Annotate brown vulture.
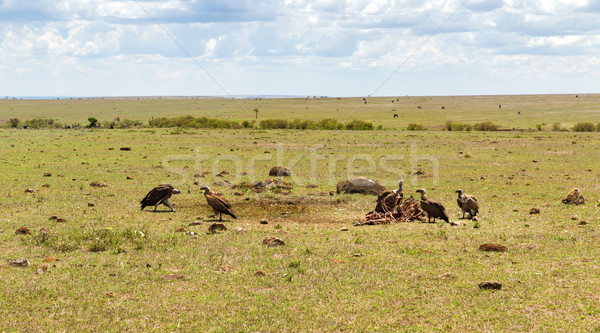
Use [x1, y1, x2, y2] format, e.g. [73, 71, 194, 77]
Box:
[140, 184, 181, 212]
[200, 186, 237, 221]
[416, 189, 449, 223]
[456, 189, 479, 219]
[375, 180, 404, 213]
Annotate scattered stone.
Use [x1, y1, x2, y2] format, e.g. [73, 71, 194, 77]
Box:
[88, 203, 95, 207]
[15, 227, 31, 235]
[49, 216, 58, 220]
[232, 226, 246, 233]
[340, 227, 349, 231]
[269, 166, 291, 177]
[208, 223, 227, 233]
[478, 282, 502, 290]
[353, 253, 363, 257]
[90, 181, 108, 187]
[306, 184, 318, 188]
[221, 265, 232, 272]
[255, 270, 267, 277]
[102, 291, 116, 297]
[478, 243, 508, 252]
[233, 192, 243, 196]
[8, 259, 30, 267]
[126, 176, 134, 180]
[263, 236, 285, 247]
[562, 188, 584, 205]
[55, 218, 67, 223]
[119, 147, 132, 151]
[42, 184, 50, 188]
[471, 216, 478, 222]
[163, 274, 187, 280]
[36, 266, 48, 275]
[571, 215, 579, 220]
[260, 219, 268, 225]
[43, 257, 57, 262]
[175, 227, 187, 233]
[578, 220, 588, 225]
[186, 231, 197, 236]
[43, 172, 52, 177]
[529, 207, 540, 214]
[24, 188, 34, 193]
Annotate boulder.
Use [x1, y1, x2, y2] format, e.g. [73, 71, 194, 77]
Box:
[269, 166, 291, 177]
[336, 177, 387, 196]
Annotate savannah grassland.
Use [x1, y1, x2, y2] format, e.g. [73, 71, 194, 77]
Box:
[1, 95, 600, 332]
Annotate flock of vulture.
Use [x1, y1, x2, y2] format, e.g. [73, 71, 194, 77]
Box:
[374, 180, 479, 223]
[139, 180, 479, 223]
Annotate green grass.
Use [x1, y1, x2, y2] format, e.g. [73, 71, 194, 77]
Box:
[2, 94, 600, 130]
[1, 96, 600, 331]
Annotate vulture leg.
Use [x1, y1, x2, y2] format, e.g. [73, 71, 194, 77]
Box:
[462, 211, 466, 219]
[219, 212, 223, 221]
[164, 199, 175, 212]
[153, 205, 158, 212]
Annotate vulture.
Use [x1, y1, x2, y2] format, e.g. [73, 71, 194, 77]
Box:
[140, 184, 181, 212]
[375, 180, 404, 213]
[455, 189, 479, 219]
[200, 186, 237, 221]
[416, 189, 449, 223]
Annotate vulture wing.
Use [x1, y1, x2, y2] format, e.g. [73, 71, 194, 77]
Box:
[141, 186, 172, 210]
[206, 193, 237, 219]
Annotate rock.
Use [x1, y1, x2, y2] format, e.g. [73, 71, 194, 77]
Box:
[8, 259, 30, 267]
[571, 216, 579, 220]
[306, 184, 318, 188]
[49, 216, 58, 220]
[450, 221, 467, 226]
[440, 272, 456, 280]
[263, 236, 285, 247]
[14, 227, 31, 235]
[578, 220, 588, 225]
[340, 227, 349, 231]
[56, 218, 67, 223]
[24, 188, 34, 193]
[562, 188, 584, 205]
[212, 180, 232, 187]
[36, 266, 48, 275]
[336, 177, 387, 196]
[119, 147, 132, 151]
[88, 203, 95, 207]
[260, 219, 269, 225]
[269, 166, 291, 177]
[478, 282, 502, 290]
[43, 257, 57, 262]
[42, 184, 50, 188]
[90, 181, 108, 187]
[529, 207, 540, 214]
[175, 227, 187, 233]
[478, 243, 508, 252]
[264, 178, 292, 190]
[232, 227, 246, 233]
[255, 270, 267, 276]
[43, 172, 52, 177]
[208, 223, 227, 233]
[126, 176, 134, 180]
[471, 216, 478, 222]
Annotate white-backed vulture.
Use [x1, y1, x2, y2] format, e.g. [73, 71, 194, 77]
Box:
[456, 189, 479, 219]
[140, 184, 181, 212]
[200, 186, 237, 221]
[375, 180, 404, 213]
[416, 189, 449, 223]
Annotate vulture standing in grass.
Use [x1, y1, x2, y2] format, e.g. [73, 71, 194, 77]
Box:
[455, 189, 479, 219]
[375, 180, 404, 213]
[140, 184, 181, 212]
[200, 186, 237, 221]
[416, 189, 449, 223]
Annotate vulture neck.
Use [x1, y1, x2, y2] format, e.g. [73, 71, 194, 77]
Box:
[419, 193, 428, 201]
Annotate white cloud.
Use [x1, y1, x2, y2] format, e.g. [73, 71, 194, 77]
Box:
[0, 0, 599, 97]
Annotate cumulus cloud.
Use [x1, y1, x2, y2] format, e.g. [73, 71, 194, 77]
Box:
[0, 0, 599, 96]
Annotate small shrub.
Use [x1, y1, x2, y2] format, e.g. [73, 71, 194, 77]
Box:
[444, 121, 472, 131]
[473, 121, 500, 131]
[87, 117, 98, 128]
[572, 122, 596, 132]
[407, 123, 427, 131]
[9, 118, 21, 128]
[535, 124, 544, 131]
[552, 122, 563, 131]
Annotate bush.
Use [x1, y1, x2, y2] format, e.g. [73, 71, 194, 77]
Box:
[258, 118, 373, 130]
[407, 123, 427, 131]
[87, 117, 98, 128]
[473, 121, 500, 131]
[23, 118, 63, 129]
[345, 120, 374, 130]
[8, 118, 21, 128]
[149, 116, 243, 129]
[552, 122, 563, 131]
[572, 122, 596, 132]
[444, 121, 472, 131]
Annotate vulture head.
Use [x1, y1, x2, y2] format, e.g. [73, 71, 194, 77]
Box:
[172, 188, 181, 194]
[160, 183, 181, 194]
[397, 180, 403, 191]
[455, 189, 463, 196]
[199, 186, 211, 195]
[416, 188, 427, 199]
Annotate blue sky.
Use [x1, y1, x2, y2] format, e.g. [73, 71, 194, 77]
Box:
[0, 0, 599, 97]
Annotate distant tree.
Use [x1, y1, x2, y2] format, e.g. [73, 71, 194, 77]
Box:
[87, 117, 98, 128]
